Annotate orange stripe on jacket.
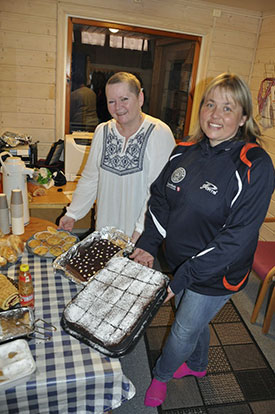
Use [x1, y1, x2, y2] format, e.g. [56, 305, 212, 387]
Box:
[240, 143, 259, 183]
[178, 141, 196, 147]
[223, 270, 250, 292]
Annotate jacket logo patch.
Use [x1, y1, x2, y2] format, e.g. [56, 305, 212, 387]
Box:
[200, 181, 218, 195]
[171, 167, 186, 183]
[166, 182, 181, 192]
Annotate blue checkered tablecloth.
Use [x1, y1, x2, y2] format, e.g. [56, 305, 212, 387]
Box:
[1, 253, 135, 414]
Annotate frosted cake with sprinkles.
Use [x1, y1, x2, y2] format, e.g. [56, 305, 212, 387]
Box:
[65, 239, 121, 282]
[63, 256, 168, 350]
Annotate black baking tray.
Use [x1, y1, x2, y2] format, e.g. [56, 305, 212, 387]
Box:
[61, 286, 167, 358]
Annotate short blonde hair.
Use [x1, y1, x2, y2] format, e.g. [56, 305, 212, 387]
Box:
[191, 73, 261, 143]
[106, 72, 141, 96]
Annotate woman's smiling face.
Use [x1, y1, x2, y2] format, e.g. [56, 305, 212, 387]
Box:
[199, 86, 247, 147]
[106, 82, 143, 128]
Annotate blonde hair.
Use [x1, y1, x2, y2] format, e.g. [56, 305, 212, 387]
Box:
[191, 73, 261, 144]
[106, 72, 141, 96]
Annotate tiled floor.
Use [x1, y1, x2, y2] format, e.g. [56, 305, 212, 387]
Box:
[145, 300, 275, 414]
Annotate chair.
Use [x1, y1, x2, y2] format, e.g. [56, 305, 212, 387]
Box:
[250, 217, 275, 334]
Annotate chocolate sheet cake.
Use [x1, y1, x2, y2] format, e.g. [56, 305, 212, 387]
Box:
[65, 239, 122, 282]
[62, 257, 169, 357]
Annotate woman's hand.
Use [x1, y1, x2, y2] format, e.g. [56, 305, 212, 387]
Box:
[58, 215, 75, 232]
[131, 230, 141, 244]
[164, 286, 175, 303]
[130, 248, 154, 268]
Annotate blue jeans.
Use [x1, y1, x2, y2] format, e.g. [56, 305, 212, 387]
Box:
[153, 289, 232, 382]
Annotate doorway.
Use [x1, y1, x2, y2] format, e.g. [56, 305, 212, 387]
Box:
[66, 18, 201, 140]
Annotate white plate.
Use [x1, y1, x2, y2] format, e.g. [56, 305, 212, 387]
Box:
[0, 339, 36, 390]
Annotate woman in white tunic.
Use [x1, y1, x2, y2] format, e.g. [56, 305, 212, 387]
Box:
[59, 72, 175, 243]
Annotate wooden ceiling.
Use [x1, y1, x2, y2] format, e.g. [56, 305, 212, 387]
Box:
[199, 0, 275, 12]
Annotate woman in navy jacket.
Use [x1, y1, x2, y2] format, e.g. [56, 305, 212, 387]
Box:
[131, 73, 275, 407]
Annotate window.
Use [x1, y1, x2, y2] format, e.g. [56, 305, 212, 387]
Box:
[82, 32, 105, 46]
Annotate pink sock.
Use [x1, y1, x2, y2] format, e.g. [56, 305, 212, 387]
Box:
[173, 362, 207, 379]
[144, 378, 167, 407]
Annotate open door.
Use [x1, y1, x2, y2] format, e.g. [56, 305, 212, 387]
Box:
[65, 18, 201, 140]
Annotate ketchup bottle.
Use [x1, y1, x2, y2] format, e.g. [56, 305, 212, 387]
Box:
[18, 264, 34, 308]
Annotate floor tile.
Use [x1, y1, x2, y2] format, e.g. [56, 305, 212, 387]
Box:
[206, 403, 252, 413]
[207, 346, 231, 373]
[209, 325, 220, 346]
[235, 369, 275, 401]
[213, 322, 253, 345]
[224, 343, 267, 370]
[162, 407, 207, 413]
[146, 326, 171, 351]
[198, 373, 245, 405]
[162, 377, 203, 410]
[249, 399, 275, 414]
[212, 302, 241, 323]
[147, 349, 161, 369]
[150, 305, 175, 327]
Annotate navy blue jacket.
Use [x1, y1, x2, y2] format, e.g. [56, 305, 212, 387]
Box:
[136, 138, 275, 296]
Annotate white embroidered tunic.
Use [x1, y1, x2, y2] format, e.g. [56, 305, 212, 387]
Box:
[66, 115, 175, 237]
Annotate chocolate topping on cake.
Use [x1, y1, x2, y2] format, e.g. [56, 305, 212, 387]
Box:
[65, 239, 121, 282]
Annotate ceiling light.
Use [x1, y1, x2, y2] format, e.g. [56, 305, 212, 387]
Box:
[109, 28, 119, 34]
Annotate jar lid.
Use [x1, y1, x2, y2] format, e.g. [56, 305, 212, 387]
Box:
[20, 264, 29, 272]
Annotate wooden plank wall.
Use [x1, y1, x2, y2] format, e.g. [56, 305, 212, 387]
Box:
[1, 0, 274, 232]
[1, 0, 263, 157]
[250, 13, 275, 240]
[0, 0, 57, 157]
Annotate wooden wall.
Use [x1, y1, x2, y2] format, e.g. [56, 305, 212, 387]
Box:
[0, 0, 57, 156]
[0, 0, 274, 225]
[0, 0, 262, 154]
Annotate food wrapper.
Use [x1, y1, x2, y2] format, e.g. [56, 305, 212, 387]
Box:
[0, 307, 35, 343]
[53, 227, 134, 285]
[0, 131, 32, 148]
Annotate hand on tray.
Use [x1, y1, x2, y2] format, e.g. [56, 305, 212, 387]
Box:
[164, 286, 175, 303]
[58, 216, 75, 232]
[130, 248, 154, 268]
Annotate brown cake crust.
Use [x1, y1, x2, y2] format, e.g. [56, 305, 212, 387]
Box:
[63, 257, 168, 352]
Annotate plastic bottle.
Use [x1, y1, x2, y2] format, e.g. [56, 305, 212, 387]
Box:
[18, 264, 34, 308]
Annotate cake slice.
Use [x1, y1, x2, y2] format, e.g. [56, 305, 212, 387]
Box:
[65, 238, 122, 282]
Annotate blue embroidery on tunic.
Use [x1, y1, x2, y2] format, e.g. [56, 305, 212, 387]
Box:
[101, 123, 155, 176]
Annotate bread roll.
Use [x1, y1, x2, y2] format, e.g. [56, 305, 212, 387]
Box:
[27, 182, 46, 196]
[0, 237, 7, 246]
[0, 246, 17, 263]
[0, 256, 7, 267]
[8, 235, 24, 254]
